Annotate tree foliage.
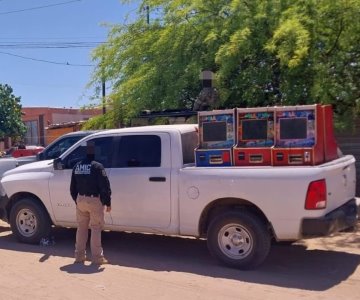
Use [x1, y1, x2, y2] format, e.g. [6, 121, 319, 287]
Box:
[90, 0, 360, 128]
[0, 84, 27, 139]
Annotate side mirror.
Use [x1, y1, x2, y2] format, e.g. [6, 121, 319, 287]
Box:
[53, 157, 65, 170]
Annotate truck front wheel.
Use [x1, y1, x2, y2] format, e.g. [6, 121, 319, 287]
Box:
[207, 211, 271, 269]
[9, 198, 51, 244]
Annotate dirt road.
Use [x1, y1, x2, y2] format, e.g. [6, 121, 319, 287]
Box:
[0, 220, 359, 300]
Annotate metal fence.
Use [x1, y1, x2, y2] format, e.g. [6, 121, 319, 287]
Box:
[336, 121, 360, 197]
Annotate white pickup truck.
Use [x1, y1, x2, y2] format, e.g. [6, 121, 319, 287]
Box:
[0, 124, 358, 269]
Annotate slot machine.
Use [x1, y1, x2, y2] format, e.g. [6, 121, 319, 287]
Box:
[272, 104, 325, 166]
[233, 107, 275, 166]
[195, 109, 235, 167]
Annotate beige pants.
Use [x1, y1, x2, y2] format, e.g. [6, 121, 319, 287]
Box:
[75, 195, 105, 263]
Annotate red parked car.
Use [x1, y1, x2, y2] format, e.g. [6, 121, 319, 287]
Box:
[6, 145, 45, 158]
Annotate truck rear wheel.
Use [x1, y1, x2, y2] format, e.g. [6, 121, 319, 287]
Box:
[207, 211, 271, 269]
[9, 198, 51, 244]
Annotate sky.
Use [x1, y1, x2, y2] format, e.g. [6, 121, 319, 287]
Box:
[0, 0, 139, 109]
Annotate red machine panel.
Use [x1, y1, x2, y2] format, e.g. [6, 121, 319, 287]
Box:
[272, 148, 315, 166]
[234, 148, 272, 166]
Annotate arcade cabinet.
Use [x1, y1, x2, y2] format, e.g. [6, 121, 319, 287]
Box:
[233, 107, 275, 166]
[195, 109, 235, 166]
[272, 104, 325, 166]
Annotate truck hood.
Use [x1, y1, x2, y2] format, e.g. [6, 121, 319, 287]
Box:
[2, 159, 54, 177]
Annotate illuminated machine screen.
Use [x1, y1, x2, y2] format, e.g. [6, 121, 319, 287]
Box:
[280, 118, 307, 140]
[241, 119, 268, 140]
[203, 121, 227, 142]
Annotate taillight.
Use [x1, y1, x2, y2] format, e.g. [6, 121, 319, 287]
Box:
[305, 179, 327, 210]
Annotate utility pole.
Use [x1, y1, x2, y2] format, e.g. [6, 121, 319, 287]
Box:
[101, 52, 106, 115]
[102, 78, 106, 115]
[146, 5, 150, 25]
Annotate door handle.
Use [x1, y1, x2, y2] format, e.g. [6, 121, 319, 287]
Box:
[149, 177, 166, 182]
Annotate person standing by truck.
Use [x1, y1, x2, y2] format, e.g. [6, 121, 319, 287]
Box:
[70, 140, 112, 265]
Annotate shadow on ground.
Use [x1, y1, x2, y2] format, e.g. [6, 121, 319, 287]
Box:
[0, 224, 359, 291]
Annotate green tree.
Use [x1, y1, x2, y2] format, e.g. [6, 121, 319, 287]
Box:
[89, 0, 360, 128]
[0, 84, 27, 139]
[266, 0, 360, 126]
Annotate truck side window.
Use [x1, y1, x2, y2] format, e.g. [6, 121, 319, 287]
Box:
[114, 135, 161, 168]
[45, 136, 84, 160]
[181, 131, 197, 165]
[64, 137, 113, 169]
[64, 145, 86, 169]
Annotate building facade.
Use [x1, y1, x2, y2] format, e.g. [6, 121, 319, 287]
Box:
[22, 107, 101, 146]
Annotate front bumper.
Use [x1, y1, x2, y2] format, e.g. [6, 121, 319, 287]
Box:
[301, 198, 359, 237]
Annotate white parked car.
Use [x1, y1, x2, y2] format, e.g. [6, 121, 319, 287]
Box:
[0, 131, 97, 177]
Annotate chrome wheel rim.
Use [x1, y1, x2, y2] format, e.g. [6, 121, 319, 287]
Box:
[218, 223, 253, 259]
[16, 208, 37, 237]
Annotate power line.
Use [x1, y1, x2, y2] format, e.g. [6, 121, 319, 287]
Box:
[0, 36, 104, 40]
[0, 41, 104, 49]
[0, 51, 94, 66]
[0, 0, 81, 15]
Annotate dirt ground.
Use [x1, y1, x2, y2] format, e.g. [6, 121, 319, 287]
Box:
[0, 220, 359, 300]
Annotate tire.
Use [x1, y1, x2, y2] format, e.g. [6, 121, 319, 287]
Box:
[207, 211, 271, 270]
[9, 198, 51, 244]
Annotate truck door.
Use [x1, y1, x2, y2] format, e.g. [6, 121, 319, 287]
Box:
[48, 136, 114, 225]
[109, 133, 172, 228]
